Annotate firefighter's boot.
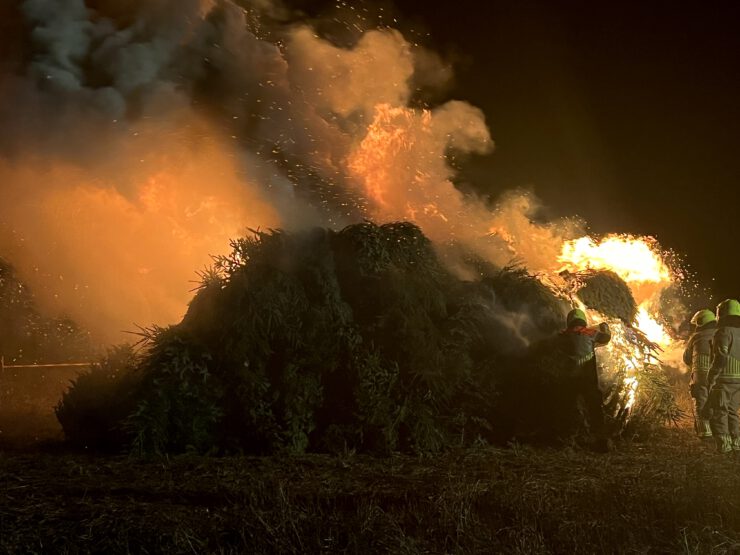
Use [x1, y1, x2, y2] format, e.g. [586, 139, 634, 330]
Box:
[732, 435, 740, 452]
[716, 434, 733, 454]
[697, 418, 713, 439]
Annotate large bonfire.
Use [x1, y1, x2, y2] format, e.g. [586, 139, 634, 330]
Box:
[0, 1, 691, 453]
[53, 90, 688, 455]
[55, 221, 686, 454]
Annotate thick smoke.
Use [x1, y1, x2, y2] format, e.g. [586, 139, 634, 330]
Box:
[0, 0, 578, 341]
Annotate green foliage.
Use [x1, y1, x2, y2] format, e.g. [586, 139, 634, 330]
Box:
[577, 270, 638, 323]
[127, 326, 224, 455]
[622, 362, 685, 437]
[56, 222, 676, 455]
[354, 351, 401, 450]
[483, 266, 568, 340]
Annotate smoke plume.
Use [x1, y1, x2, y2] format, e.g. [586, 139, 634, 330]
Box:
[0, 0, 579, 341]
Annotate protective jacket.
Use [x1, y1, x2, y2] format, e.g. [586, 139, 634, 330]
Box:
[556, 321, 611, 445]
[707, 316, 740, 386]
[705, 316, 740, 452]
[559, 323, 611, 371]
[683, 322, 717, 386]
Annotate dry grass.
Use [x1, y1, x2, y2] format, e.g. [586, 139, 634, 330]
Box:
[2, 367, 732, 553]
[2, 422, 740, 554]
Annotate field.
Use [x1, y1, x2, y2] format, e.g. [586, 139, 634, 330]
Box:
[3, 365, 740, 554]
[2, 421, 740, 554]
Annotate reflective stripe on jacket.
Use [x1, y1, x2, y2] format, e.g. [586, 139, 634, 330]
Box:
[709, 325, 740, 383]
[683, 325, 716, 375]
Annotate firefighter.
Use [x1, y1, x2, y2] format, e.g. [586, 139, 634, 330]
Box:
[704, 299, 740, 454]
[558, 308, 611, 445]
[683, 309, 717, 438]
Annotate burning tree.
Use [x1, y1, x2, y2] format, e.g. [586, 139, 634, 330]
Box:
[555, 235, 685, 433]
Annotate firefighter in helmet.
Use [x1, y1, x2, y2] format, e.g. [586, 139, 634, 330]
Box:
[558, 308, 611, 442]
[683, 309, 717, 439]
[704, 299, 740, 453]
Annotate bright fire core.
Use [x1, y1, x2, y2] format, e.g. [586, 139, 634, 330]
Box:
[557, 234, 679, 411]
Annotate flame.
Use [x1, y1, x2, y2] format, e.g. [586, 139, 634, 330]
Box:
[348, 103, 426, 211]
[622, 376, 639, 410]
[556, 233, 679, 414]
[559, 235, 672, 285]
[635, 305, 673, 349]
[346, 102, 492, 242]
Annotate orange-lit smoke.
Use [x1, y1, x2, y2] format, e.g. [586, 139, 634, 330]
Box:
[347, 103, 583, 273]
[0, 123, 279, 342]
[1, 0, 687, 358]
[5, 1, 491, 342]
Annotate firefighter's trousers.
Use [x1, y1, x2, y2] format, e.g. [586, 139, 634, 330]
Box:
[708, 381, 740, 450]
[690, 377, 712, 437]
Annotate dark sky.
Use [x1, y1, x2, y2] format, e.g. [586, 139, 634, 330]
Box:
[406, 0, 740, 300]
[296, 0, 740, 301]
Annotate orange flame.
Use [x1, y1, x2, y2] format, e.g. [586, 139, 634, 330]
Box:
[558, 235, 672, 285]
[348, 103, 433, 213]
[557, 233, 676, 345]
[557, 234, 679, 412]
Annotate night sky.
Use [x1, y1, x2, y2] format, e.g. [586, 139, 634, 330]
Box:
[409, 0, 740, 301]
[296, 0, 740, 301]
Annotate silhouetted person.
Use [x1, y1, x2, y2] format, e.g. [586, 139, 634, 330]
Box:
[705, 299, 740, 454]
[558, 308, 611, 448]
[683, 309, 717, 439]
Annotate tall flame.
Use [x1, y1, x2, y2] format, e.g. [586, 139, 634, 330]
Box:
[348, 104, 430, 211]
[556, 234, 679, 411]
